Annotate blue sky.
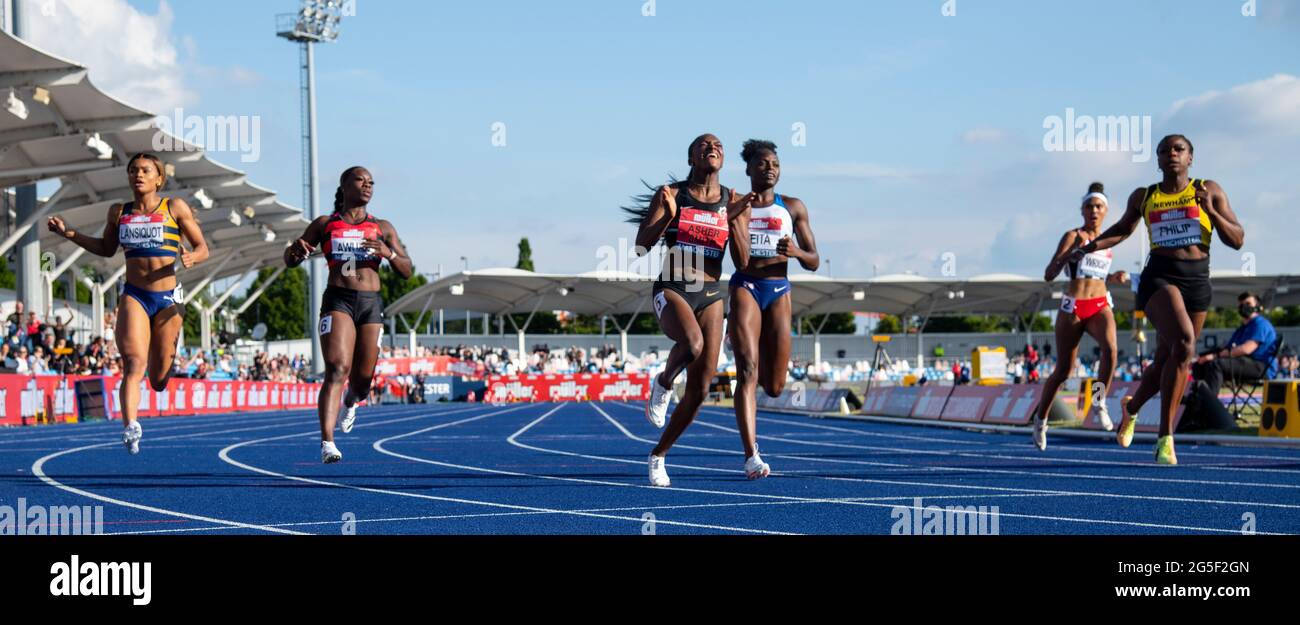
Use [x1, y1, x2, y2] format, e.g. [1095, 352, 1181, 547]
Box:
[19, 0, 1300, 287]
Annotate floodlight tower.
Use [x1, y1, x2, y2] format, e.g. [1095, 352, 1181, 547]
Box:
[277, 0, 346, 374]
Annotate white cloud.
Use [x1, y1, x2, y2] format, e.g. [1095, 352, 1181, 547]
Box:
[1166, 74, 1300, 138]
[961, 127, 1011, 145]
[18, 0, 195, 112]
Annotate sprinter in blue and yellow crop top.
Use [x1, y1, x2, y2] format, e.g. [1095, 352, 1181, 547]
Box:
[46, 153, 210, 456]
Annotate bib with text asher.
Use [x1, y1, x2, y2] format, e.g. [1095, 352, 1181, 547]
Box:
[331, 229, 377, 261]
[119, 215, 166, 249]
[1149, 204, 1203, 249]
[749, 215, 789, 258]
[674, 208, 728, 259]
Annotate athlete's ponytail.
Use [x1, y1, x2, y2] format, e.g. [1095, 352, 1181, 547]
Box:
[1081, 181, 1107, 206]
[333, 186, 345, 214]
[621, 174, 680, 224]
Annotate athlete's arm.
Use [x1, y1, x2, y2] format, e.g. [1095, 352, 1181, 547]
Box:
[170, 198, 209, 268]
[634, 185, 676, 254]
[1074, 187, 1144, 258]
[47, 203, 122, 257]
[1043, 230, 1079, 282]
[368, 220, 413, 279]
[1106, 271, 1130, 285]
[285, 216, 327, 268]
[726, 189, 756, 270]
[1199, 180, 1245, 250]
[779, 197, 820, 272]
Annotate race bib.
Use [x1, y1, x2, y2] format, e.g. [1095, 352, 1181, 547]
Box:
[1077, 250, 1113, 280]
[331, 229, 375, 261]
[749, 215, 787, 258]
[674, 208, 727, 259]
[1149, 205, 1203, 248]
[119, 214, 166, 249]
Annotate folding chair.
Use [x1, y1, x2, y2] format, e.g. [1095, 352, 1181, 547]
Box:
[1225, 336, 1285, 420]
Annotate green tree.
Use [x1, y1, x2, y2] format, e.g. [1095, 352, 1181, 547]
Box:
[797, 313, 856, 334]
[238, 266, 308, 340]
[378, 265, 427, 331]
[516, 237, 534, 271]
[0, 255, 16, 290]
[873, 314, 903, 334]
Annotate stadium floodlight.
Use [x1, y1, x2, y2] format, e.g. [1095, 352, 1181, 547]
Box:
[84, 133, 113, 159]
[450, 283, 465, 296]
[192, 188, 214, 209]
[278, 0, 350, 375]
[1050, 291, 1064, 300]
[853, 289, 866, 301]
[31, 87, 50, 106]
[262, 226, 276, 242]
[6, 88, 28, 120]
[557, 287, 570, 297]
[242, 205, 256, 219]
[227, 210, 242, 227]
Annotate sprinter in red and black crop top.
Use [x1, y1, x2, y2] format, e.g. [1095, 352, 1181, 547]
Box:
[625, 133, 756, 487]
[285, 166, 413, 463]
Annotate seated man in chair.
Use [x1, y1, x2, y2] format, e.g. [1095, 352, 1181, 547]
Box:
[1191, 292, 1278, 411]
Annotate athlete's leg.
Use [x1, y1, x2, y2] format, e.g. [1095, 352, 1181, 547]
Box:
[146, 304, 182, 392]
[729, 287, 762, 458]
[1031, 311, 1086, 423]
[757, 293, 793, 398]
[1084, 307, 1120, 401]
[652, 301, 724, 458]
[1143, 286, 1202, 437]
[349, 324, 384, 401]
[654, 289, 704, 389]
[115, 295, 152, 429]
[318, 312, 357, 442]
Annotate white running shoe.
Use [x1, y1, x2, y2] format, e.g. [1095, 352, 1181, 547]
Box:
[122, 421, 142, 455]
[645, 378, 673, 429]
[744, 453, 771, 480]
[340, 392, 359, 434]
[1093, 382, 1114, 431]
[1032, 417, 1048, 451]
[321, 440, 342, 464]
[648, 454, 670, 487]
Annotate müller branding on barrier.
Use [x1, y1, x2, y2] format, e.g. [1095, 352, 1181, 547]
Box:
[486, 373, 651, 403]
[0, 374, 324, 427]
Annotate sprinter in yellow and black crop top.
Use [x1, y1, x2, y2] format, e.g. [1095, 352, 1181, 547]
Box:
[47, 153, 210, 456]
[1069, 135, 1245, 465]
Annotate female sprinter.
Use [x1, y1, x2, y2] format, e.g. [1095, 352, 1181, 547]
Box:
[625, 133, 755, 486]
[47, 153, 209, 454]
[1070, 135, 1244, 464]
[1031, 182, 1129, 450]
[728, 139, 819, 478]
[285, 166, 413, 463]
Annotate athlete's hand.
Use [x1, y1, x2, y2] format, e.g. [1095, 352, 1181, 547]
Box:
[362, 238, 393, 260]
[1107, 270, 1130, 285]
[776, 235, 801, 260]
[727, 190, 758, 217]
[47, 216, 73, 239]
[288, 238, 315, 262]
[658, 185, 678, 215]
[180, 249, 200, 268]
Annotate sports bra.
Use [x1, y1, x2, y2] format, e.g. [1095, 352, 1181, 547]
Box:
[1143, 179, 1212, 250]
[322, 213, 384, 270]
[748, 194, 795, 259]
[118, 198, 180, 259]
[663, 182, 731, 260]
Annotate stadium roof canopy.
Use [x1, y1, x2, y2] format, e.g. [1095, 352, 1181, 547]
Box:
[0, 30, 306, 299]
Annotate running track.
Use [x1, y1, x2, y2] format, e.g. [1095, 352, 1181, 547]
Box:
[2, 401, 1298, 535]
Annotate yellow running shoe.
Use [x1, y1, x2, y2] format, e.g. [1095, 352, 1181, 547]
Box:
[1116, 395, 1136, 448]
[1155, 435, 1177, 465]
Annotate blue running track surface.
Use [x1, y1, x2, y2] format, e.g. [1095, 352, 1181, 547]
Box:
[2, 401, 1298, 535]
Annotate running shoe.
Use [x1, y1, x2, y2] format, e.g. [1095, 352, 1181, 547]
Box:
[1117, 395, 1137, 448]
[1032, 416, 1048, 451]
[122, 421, 142, 455]
[648, 454, 670, 487]
[645, 378, 673, 429]
[744, 453, 771, 480]
[321, 440, 342, 464]
[1154, 435, 1177, 465]
[340, 391, 359, 434]
[1093, 381, 1114, 431]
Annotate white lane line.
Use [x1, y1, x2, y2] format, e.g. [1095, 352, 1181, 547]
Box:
[365, 404, 795, 535]
[699, 407, 1300, 471]
[31, 404, 457, 536]
[106, 492, 1073, 535]
[567, 404, 1288, 534]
